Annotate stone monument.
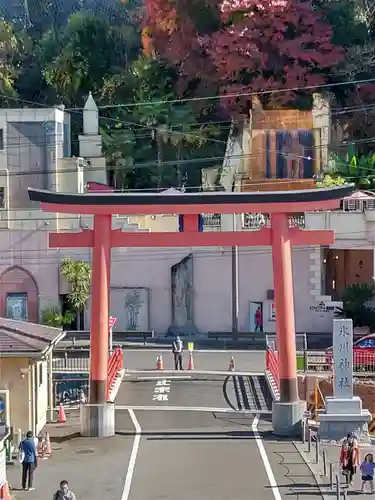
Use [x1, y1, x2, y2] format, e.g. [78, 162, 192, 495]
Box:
[168, 253, 198, 336]
[319, 318, 371, 440]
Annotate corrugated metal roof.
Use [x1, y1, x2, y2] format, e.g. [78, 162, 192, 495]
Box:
[0, 318, 63, 355]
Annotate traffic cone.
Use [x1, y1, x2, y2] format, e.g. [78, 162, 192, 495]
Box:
[0, 482, 11, 500]
[58, 403, 67, 424]
[228, 356, 235, 371]
[156, 355, 164, 370]
[188, 352, 194, 370]
[44, 432, 52, 457]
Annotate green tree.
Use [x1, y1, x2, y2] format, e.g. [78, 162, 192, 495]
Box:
[0, 21, 22, 100]
[338, 283, 375, 328]
[60, 257, 91, 329]
[41, 306, 74, 328]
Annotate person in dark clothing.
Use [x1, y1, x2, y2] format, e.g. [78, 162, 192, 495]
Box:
[172, 336, 183, 370]
[19, 431, 38, 491]
[53, 480, 77, 500]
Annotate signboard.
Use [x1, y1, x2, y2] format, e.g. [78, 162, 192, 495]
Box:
[310, 301, 342, 314]
[333, 318, 353, 399]
[269, 302, 276, 321]
[109, 316, 117, 330]
[188, 342, 194, 352]
[108, 316, 117, 352]
[0, 445, 6, 488]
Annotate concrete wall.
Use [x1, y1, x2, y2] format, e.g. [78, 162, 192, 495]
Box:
[0, 358, 31, 433]
[0, 226, 334, 333]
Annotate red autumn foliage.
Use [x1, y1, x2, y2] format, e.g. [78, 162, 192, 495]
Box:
[143, 0, 344, 115]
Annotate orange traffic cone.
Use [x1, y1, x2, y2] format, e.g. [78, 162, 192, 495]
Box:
[188, 352, 194, 370]
[44, 432, 52, 457]
[0, 482, 11, 500]
[156, 355, 164, 370]
[58, 403, 67, 424]
[228, 356, 235, 372]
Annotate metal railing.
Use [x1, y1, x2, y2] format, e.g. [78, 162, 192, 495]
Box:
[53, 354, 90, 372]
[242, 213, 305, 229]
[107, 348, 124, 399]
[298, 351, 375, 374]
[266, 333, 308, 352]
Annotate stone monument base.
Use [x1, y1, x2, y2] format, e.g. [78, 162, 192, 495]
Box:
[80, 403, 115, 438]
[319, 397, 372, 441]
[272, 400, 307, 437]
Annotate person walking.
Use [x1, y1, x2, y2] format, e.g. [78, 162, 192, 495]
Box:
[360, 453, 375, 493]
[172, 336, 183, 370]
[340, 433, 359, 487]
[53, 480, 77, 500]
[18, 431, 38, 491]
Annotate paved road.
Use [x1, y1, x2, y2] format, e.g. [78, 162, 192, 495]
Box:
[52, 349, 266, 373]
[11, 367, 322, 499]
[116, 373, 272, 412]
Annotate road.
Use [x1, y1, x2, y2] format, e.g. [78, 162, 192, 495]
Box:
[52, 348, 266, 373]
[113, 373, 322, 500]
[9, 367, 322, 499]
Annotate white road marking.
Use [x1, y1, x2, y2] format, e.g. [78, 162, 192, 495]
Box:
[252, 414, 282, 500]
[121, 409, 141, 500]
[135, 375, 192, 381]
[116, 404, 272, 414]
[122, 349, 265, 353]
[125, 370, 264, 376]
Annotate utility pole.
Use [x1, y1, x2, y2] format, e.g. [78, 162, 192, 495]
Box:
[231, 212, 239, 339]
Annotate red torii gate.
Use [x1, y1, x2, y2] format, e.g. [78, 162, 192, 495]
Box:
[29, 184, 352, 436]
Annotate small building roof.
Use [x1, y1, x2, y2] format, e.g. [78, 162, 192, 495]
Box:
[0, 318, 66, 357]
[343, 190, 375, 200]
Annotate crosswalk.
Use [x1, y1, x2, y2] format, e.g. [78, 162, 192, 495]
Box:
[230, 375, 272, 412]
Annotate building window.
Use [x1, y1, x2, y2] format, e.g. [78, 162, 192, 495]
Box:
[0, 129, 3, 150]
[0, 187, 4, 208]
[6, 293, 28, 321]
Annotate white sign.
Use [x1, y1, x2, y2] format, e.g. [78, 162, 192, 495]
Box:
[269, 302, 276, 321]
[333, 318, 353, 399]
[0, 446, 5, 488]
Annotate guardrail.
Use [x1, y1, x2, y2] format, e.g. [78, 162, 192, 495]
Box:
[63, 330, 155, 343]
[298, 351, 375, 374]
[265, 346, 280, 400]
[107, 348, 123, 399]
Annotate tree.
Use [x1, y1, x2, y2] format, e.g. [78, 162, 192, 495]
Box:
[60, 257, 91, 329]
[41, 306, 74, 328]
[338, 283, 375, 328]
[0, 20, 22, 100]
[145, 0, 344, 115]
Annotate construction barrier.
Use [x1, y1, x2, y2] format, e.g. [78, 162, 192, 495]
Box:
[107, 348, 124, 399]
[265, 346, 280, 400]
[369, 414, 375, 435]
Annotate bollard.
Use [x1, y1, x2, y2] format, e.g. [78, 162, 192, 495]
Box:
[315, 435, 320, 464]
[302, 419, 306, 444]
[335, 474, 340, 500]
[308, 427, 312, 453]
[329, 463, 334, 489]
[322, 450, 327, 476]
[64, 351, 68, 367]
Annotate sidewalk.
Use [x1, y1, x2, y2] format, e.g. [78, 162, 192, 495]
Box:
[6, 411, 134, 500]
[296, 440, 375, 498]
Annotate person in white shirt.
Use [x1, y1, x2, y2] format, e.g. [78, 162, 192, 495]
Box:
[172, 336, 183, 370]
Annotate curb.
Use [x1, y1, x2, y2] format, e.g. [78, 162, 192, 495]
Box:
[293, 441, 333, 500]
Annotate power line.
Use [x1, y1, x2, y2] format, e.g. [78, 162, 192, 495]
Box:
[84, 78, 375, 111]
